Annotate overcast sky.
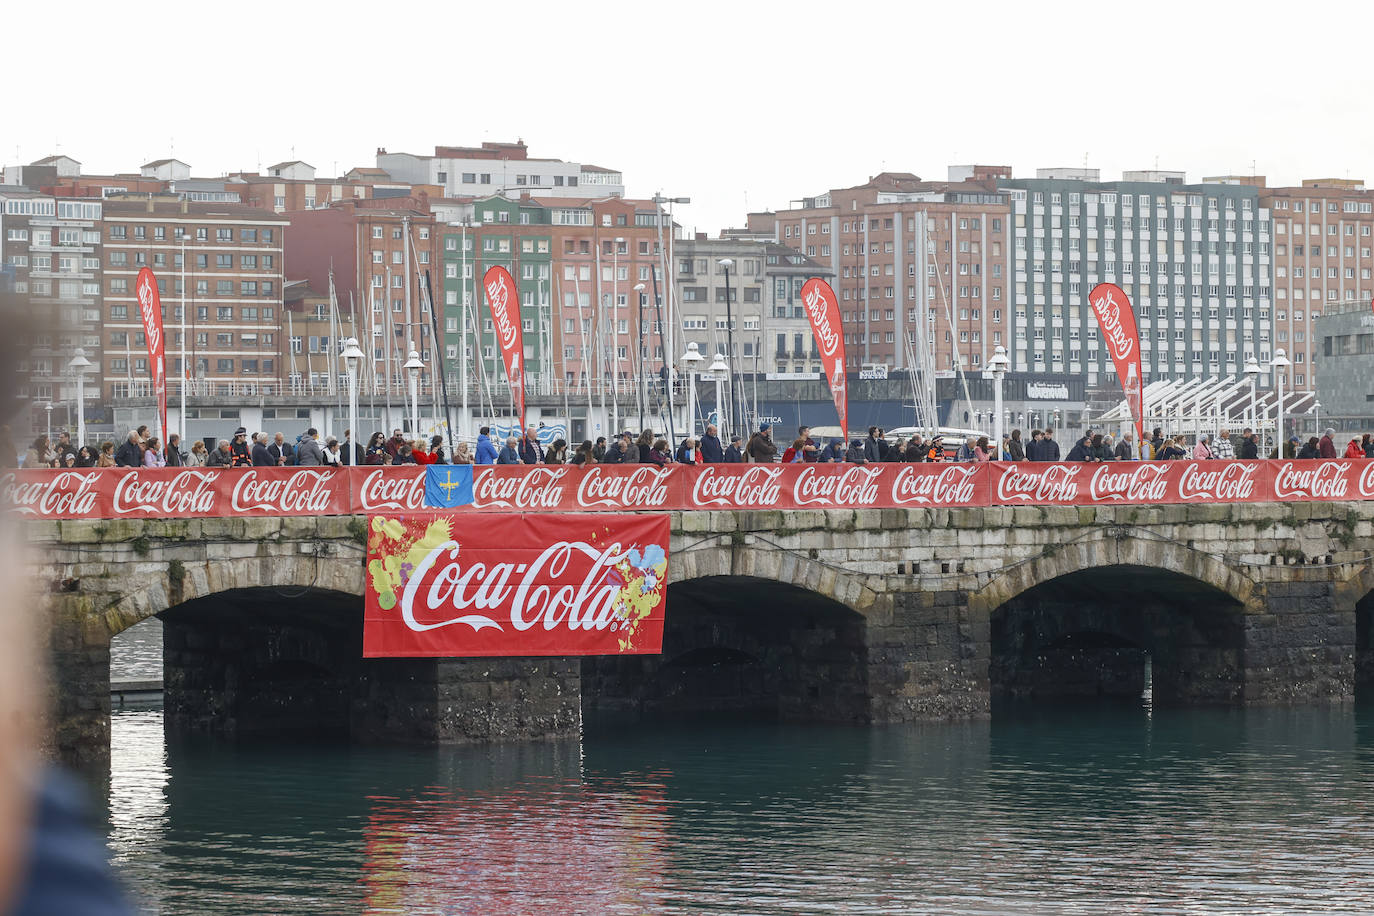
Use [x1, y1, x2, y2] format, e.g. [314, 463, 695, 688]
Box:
[11, 1, 1374, 234]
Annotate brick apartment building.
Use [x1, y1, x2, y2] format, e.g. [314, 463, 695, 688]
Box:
[1259, 178, 1374, 394]
[101, 196, 288, 400]
[284, 197, 441, 391]
[771, 170, 1014, 374]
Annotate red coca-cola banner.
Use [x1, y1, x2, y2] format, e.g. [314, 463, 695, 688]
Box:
[0, 467, 352, 520]
[1088, 283, 1143, 445]
[801, 278, 848, 436]
[7, 461, 1374, 520]
[135, 267, 169, 445]
[483, 265, 525, 429]
[363, 513, 669, 657]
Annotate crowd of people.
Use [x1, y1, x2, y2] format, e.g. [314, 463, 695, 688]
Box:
[10, 421, 1374, 470]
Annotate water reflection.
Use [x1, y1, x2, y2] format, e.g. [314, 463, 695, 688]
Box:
[110, 703, 1374, 914]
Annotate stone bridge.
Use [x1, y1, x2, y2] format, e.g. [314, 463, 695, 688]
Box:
[31, 501, 1374, 768]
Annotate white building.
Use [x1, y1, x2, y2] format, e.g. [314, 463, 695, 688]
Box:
[377, 141, 624, 201]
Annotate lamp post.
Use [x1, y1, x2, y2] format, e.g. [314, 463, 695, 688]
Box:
[44, 403, 52, 442]
[403, 349, 425, 437]
[1270, 347, 1291, 451]
[68, 348, 92, 446]
[681, 342, 704, 439]
[717, 257, 737, 436]
[708, 352, 729, 440]
[341, 337, 364, 465]
[633, 281, 647, 430]
[1313, 399, 1323, 439]
[988, 345, 1010, 456]
[1243, 355, 1260, 448]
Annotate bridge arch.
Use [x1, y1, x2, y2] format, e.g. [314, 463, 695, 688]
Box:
[970, 530, 1256, 706]
[587, 542, 883, 724]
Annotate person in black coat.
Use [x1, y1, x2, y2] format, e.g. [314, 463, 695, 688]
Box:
[724, 435, 745, 463]
[700, 425, 724, 463]
[1065, 434, 1094, 462]
[114, 431, 142, 468]
[229, 428, 251, 466]
[846, 439, 868, 464]
[250, 433, 274, 466]
[1239, 429, 1259, 460]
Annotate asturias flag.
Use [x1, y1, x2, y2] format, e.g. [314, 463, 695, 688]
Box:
[424, 465, 474, 508]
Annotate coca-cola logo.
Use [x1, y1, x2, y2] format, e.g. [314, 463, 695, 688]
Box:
[802, 282, 840, 357]
[232, 469, 341, 513]
[401, 537, 641, 634]
[691, 465, 784, 508]
[1273, 461, 1350, 500]
[1090, 284, 1135, 361]
[1361, 462, 1374, 498]
[792, 465, 883, 508]
[136, 270, 163, 355]
[995, 463, 1083, 503]
[576, 466, 673, 509]
[1088, 462, 1169, 502]
[112, 469, 218, 515]
[1176, 461, 1259, 501]
[485, 270, 518, 350]
[0, 470, 100, 517]
[358, 468, 426, 511]
[473, 466, 568, 509]
[890, 464, 979, 506]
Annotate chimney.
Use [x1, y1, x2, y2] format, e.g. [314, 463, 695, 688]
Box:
[146, 197, 154, 213]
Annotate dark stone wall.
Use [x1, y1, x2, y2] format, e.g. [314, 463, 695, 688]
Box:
[1243, 580, 1354, 704]
[990, 575, 1245, 705]
[1357, 594, 1374, 691]
[46, 595, 111, 770]
[883, 590, 990, 720]
[582, 578, 871, 723]
[163, 590, 581, 746]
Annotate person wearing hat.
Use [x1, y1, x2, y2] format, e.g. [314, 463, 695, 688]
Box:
[229, 427, 252, 467]
[819, 438, 845, 462]
[844, 439, 867, 464]
[925, 435, 945, 462]
[746, 422, 777, 463]
[724, 434, 745, 463]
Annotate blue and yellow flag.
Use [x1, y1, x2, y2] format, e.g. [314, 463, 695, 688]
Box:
[423, 465, 474, 508]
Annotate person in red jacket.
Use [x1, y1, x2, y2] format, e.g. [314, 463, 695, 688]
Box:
[1344, 439, 1365, 459]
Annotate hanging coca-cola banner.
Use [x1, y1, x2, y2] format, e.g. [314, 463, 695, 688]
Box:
[362, 513, 670, 658]
[800, 278, 848, 436]
[135, 267, 169, 444]
[10, 461, 1374, 520]
[1087, 283, 1143, 444]
[483, 265, 525, 430]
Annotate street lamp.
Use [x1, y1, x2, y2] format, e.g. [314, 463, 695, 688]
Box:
[717, 258, 737, 437]
[987, 345, 1010, 457]
[341, 336, 365, 465]
[68, 348, 92, 446]
[707, 352, 729, 441]
[1313, 398, 1323, 438]
[680, 342, 705, 438]
[44, 403, 52, 442]
[1270, 347, 1291, 450]
[633, 281, 647, 430]
[403, 349, 425, 437]
[1243, 355, 1261, 448]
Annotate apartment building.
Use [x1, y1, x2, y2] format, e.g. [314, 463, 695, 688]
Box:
[1259, 178, 1374, 393]
[1001, 170, 1274, 389]
[672, 237, 829, 376]
[437, 195, 668, 399]
[379, 141, 624, 202]
[772, 171, 1014, 374]
[284, 197, 441, 388]
[0, 188, 104, 412]
[101, 197, 288, 399]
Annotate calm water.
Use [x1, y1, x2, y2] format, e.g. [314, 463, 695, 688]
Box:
[107, 700, 1374, 915]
